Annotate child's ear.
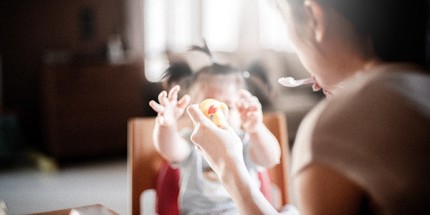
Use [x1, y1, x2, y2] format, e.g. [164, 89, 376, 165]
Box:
[304, 0, 326, 43]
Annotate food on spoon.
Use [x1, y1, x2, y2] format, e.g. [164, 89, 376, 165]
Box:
[199, 98, 229, 127]
[278, 77, 314, 87]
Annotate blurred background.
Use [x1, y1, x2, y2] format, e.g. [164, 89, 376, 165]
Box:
[0, 0, 324, 214]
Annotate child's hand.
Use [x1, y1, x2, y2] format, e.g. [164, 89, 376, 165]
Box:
[237, 90, 263, 133]
[149, 85, 191, 126]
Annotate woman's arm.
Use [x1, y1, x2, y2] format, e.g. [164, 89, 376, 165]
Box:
[187, 104, 279, 215]
[295, 164, 365, 215]
[221, 157, 279, 215]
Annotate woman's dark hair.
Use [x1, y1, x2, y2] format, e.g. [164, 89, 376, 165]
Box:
[328, 0, 428, 66]
[288, 0, 429, 67]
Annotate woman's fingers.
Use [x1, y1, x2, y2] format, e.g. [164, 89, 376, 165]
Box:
[187, 104, 208, 127]
[188, 104, 245, 175]
[187, 105, 211, 149]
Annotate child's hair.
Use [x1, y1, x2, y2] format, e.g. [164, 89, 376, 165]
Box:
[161, 60, 193, 91]
[161, 41, 245, 94]
[191, 63, 245, 90]
[161, 43, 276, 110]
[245, 59, 274, 111]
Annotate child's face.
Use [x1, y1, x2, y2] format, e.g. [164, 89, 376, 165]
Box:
[192, 74, 243, 130]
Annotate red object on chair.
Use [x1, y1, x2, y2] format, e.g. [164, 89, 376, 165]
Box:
[258, 169, 273, 204]
[155, 161, 180, 215]
[155, 161, 272, 215]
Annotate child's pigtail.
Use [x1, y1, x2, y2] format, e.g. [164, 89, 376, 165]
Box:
[161, 61, 193, 91]
[189, 39, 216, 64]
[245, 59, 274, 111]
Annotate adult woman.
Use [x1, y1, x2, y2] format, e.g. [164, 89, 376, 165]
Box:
[187, 0, 430, 214]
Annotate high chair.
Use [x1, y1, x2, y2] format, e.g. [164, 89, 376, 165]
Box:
[128, 112, 290, 215]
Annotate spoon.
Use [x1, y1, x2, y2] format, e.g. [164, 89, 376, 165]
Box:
[278, 77, 314, 87]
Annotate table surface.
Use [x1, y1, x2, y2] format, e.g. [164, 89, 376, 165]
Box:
[31, 204, 120, 215]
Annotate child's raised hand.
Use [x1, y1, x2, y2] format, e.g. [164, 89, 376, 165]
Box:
[237, 90, 263, 133]
[149, 85, 191, 126]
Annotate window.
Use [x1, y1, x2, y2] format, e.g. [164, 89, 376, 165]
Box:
[143, 0, 168, 82]
[258, 0, 292, 52]
[143, 0, 292, 82]
[202, 0, 241, 52]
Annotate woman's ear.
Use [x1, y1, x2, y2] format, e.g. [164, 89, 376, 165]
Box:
[304, 0, 326, 43]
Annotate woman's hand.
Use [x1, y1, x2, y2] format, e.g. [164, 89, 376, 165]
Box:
[149, 85, 191, 126]
[188, 104, 279, 215]
[187, 104, 244, 176]
[237, 90, 264, 133]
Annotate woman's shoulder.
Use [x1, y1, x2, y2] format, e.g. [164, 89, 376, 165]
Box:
[324, 63, 426, 106]
[332, 64, 430, 116]
[291, 63, 430, 148]
[310, 63, 430, 145]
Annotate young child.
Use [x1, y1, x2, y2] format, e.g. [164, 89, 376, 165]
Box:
[149, 48, 281, 215]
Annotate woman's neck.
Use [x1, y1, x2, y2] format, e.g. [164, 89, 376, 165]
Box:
[362, 59, 384, 73]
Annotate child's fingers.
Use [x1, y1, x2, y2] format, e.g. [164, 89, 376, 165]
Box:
[239, 90, 262, 112]
[246, 105, 259, 112]
[177, 94, 191, 109]
[247, 111, 259, 118]
[240, 89, 261, 104]
[243, 93, 260, 106]
[149, 100, 165, 113]
[156, 115, 165, 125]
[158, 90, 169, 105]
[239, 89, 254, 100]
[240, 89, 252, 96]
[168, 85, 180, 102]
[238, 90, 253, 107]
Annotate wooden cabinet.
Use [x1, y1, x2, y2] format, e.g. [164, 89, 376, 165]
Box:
[41, 61, 144, 161]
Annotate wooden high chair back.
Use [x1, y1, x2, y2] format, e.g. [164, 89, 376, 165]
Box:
[128, 112, 290, 215]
